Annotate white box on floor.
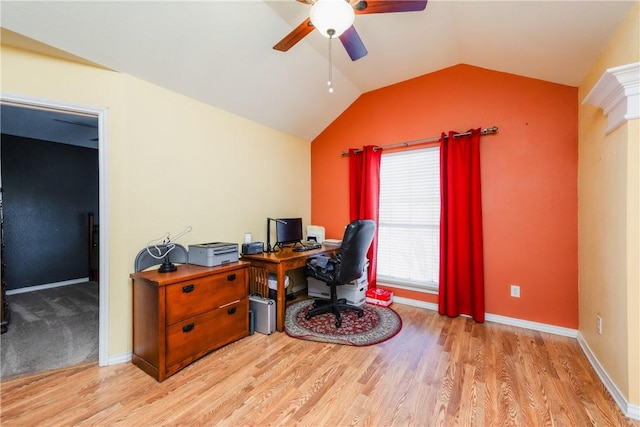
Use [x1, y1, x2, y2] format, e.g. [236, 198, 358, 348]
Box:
[307, 276, 331, 299]
[352, 272, 367, 287]
[307, 277, 368, 307]
[338, 281, 368, 307]
[307, 259, 368, 294]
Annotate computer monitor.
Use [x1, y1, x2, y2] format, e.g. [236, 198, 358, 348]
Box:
[275, 218, 303, 248]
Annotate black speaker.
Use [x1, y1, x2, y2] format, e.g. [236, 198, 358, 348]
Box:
[249, 310, 255, 335]
[242, 242, 264, 255]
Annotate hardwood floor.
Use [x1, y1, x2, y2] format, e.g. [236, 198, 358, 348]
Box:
[1, 303, 636, 426]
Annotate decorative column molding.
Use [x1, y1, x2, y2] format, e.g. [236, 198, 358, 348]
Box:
[583, 62, 640, 135]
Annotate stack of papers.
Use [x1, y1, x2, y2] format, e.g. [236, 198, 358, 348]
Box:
[323, 239, 342, 246]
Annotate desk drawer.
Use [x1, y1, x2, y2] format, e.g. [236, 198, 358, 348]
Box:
[165, 299, 247, 367]
[165, 268, 247, 324]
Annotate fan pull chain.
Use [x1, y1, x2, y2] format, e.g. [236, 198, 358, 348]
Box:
[327, 30, 335, 93]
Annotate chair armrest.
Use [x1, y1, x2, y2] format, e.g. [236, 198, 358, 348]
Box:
[305, 255, 337, 283]
[307, 255, 332, 268]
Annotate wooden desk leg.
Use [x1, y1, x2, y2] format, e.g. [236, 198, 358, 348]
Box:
[276, 266, 286, 332]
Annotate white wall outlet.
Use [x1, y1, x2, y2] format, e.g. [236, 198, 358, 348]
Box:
[510, 284, 521, 298]
[597, 315, 603, 334]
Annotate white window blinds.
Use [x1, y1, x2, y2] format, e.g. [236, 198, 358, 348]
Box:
[377, 146, 440, 291]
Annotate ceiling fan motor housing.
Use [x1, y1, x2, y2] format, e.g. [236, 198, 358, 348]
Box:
[310, 0, 355, 38]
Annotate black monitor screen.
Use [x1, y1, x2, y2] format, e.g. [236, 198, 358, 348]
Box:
[275, 218, 303, 246]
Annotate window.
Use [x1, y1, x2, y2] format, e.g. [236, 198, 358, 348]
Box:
[377, 147, 440, 292]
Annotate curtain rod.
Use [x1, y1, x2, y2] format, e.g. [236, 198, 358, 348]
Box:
[341, 126, 498, 156]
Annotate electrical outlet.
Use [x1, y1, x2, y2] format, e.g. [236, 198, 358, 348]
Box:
[510, 284, 521, 298]
[597, 315, 603, 334]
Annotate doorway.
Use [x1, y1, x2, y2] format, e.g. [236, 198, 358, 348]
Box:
[0, 93, 109, 370]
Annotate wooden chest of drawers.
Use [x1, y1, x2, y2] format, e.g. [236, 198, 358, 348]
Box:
[130, 261, 249, 382]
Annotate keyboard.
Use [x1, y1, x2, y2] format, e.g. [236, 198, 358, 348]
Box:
[292, 242, 322, 252]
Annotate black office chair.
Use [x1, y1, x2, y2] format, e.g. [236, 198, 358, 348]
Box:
[305, 219, 376, 328]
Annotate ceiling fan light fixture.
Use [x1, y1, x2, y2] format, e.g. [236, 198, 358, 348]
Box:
[310, 0, 355, 38]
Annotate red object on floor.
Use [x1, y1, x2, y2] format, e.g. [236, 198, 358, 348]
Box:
[366, 288, 393, 307]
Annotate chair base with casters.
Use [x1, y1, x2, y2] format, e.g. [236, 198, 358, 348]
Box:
[304, 219, 375, 328]
[305, 283, 363, 328]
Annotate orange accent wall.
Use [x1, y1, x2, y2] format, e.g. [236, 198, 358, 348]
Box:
[311, 64, 578, 328]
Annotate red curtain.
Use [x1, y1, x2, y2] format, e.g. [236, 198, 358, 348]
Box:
[349, 146, 381, 288]
[438, 129, 485, 322]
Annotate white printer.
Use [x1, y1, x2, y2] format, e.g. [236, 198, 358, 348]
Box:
[188, 242, 238, 267]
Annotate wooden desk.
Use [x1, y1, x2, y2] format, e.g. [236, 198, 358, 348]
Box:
[241, 245, 339, 332]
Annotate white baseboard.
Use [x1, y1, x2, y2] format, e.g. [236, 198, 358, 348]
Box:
[484, 312, 578, 338]
[393, 296, 638, 420]
[6, 277, 90, 295]
[629, 404, 640, 420]
[393, 295, 438, 311]
[108, 352, 132, 366]
[577, 333, 640, 420]
[393, 296, 578, 337]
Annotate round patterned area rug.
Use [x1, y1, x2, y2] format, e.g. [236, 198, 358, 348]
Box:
[284, 299, 402, 346]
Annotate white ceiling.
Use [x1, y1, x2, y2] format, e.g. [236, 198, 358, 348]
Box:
[0, 0, 636, 141]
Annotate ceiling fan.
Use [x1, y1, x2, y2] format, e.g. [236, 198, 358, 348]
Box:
[273, 0, 428, 61]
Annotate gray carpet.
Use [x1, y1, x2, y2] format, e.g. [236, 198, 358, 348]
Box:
[0, 282, 99, 381]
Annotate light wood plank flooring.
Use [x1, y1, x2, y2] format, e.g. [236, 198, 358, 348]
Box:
[1, 303, 637, 426]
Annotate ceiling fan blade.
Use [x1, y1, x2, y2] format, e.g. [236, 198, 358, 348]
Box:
[355, 0, 428, 14]
[273, 17, 314, 52]
[339, 26, 368, 61]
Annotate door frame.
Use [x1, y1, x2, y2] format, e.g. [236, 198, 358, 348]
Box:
[1, 92, 110, 367]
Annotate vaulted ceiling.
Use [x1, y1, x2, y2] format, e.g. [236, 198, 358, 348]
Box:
[1, 1, 636, 141]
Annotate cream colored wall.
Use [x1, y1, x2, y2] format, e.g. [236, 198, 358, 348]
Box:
[578, 2, 639, 407]
[1, 46, 311, 357]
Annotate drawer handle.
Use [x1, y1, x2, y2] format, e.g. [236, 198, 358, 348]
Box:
[182, 323, 195, 333]
[227, 306, 237, 315]
[182, 284, 195, 293]
[227, 274, 236, 281]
